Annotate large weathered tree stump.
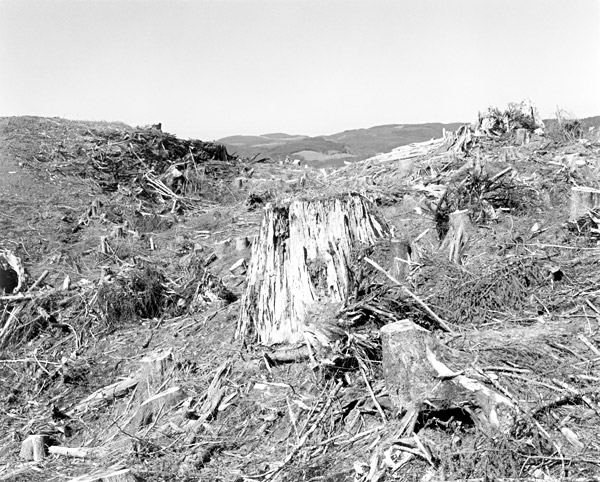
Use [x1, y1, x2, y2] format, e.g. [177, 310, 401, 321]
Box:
[381, 320, 515, 434]
[570, 186, 600, 222]
[237, 194, 390, 345]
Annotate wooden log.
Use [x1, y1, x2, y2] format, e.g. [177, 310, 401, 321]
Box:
[236, 194, 391, 345]
[381, 320, 514, 433]
[67, 377, 139, 416]
[49, 445, 91, 458]
[19, 434, 49, 461]
[439, 209, 472, 264]
[570, 186, 600, 222]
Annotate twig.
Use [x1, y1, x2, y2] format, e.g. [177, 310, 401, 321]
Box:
[364, 257, 455, 333]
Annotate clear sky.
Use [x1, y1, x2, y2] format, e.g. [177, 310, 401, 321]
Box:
[1, 0, 599, 140]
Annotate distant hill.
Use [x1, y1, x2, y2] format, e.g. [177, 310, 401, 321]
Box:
[219, 122, 465, 167]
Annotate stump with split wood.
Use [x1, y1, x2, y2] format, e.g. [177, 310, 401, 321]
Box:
[381, 320, 515, 434]
[237, 194, 391, 345]
[127, 350, 185, 431]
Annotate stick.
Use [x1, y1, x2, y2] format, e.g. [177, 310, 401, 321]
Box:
[29, 270, 49, 291]
[358, 361, 387, 423]
[363, 257, 455, 333]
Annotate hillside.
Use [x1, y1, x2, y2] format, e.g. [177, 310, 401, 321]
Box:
[3, 111, 600, 482]
[219, 122, 465, 166]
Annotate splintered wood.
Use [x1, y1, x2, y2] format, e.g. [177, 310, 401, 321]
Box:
[236, 194, 390, 345]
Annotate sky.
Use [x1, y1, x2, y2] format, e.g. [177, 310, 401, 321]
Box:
[1, 0, 599, 140]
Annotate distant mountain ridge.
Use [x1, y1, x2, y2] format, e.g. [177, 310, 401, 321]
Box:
[219, 116, 600, 167]
[219, 122, 465, 166]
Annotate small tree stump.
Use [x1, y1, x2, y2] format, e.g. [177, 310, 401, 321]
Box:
[381, 320, 458, 415]
[381, 320, 515, 434]
[235, 236, 250, 251]
[570, 186, 600, 222]
[112, 225, 124, 238]
[440, 209, 472, 264]
[515, 128, 529, 145]
[20, 434, 49, 461]
[232, 178, 244, 190]
[140, 350, 172, 389]
[90, 199, 101, 217]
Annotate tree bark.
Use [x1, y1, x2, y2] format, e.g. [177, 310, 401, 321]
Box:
[236, 194, 390, 345]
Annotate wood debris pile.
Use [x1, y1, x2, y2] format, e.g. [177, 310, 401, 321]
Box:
[27, 120, 238, 203]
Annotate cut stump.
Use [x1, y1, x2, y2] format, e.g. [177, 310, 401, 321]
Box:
[570, 186, 600, 222]
[440, 209, 472, 264]
[381, 320, 515, 434]
[19, 434, 49, 461]
[237, 194, 390, 345]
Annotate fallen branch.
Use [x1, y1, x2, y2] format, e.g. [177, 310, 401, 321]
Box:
[364, 257, 455, 333]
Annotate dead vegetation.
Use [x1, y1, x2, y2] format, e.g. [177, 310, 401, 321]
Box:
[1, 108, 600, 482]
